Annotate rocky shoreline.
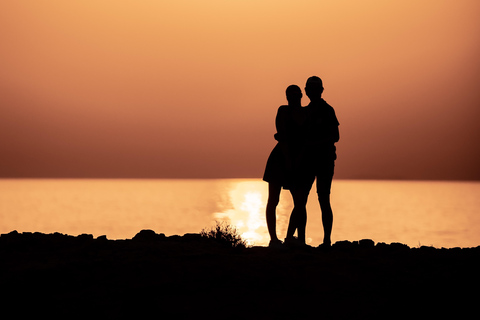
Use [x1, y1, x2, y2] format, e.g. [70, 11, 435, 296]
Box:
[2, 230, 479, 319]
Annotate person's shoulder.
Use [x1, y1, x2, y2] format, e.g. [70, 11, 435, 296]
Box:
[306, 100, 330, 112]
[322, 100, 339, 125]
[322, 99, 335, 109]
[321, 100, 337, 115]
[277, 104, 290, 114]
[306, 99, 331, 107]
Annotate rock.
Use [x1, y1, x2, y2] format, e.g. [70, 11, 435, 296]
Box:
[133, 229, 164, 241]
[182, 233, 202, 241]
[418, 245, 436, 253]
[333, 240, 356, 250]
[359, 239, 375, 248]
[77, 234, 94, 241]
[376, 242, 389, 249]
[167, 235, 182, 241]
[0, 230, 19, 240]
[96, 235, 108, 241]
[390, 242, 410, 250]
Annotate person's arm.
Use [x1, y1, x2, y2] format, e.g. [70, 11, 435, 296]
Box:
[329, 107, 340, 143]
[333, 125, 340, 143]
[274, 106, 294, 168]
[314, 125, 339, 144]
[325, 124, 339, 143]
[309, 105, 339, 145]
[274, 105, 288, 141]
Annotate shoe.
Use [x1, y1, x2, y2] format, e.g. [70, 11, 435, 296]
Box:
[268, 239, 283, 248]
[284, 236, 306, 248]
[317, 241, 332, 251]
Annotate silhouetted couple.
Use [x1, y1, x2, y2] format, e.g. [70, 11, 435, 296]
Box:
[263, 76, 339, 248]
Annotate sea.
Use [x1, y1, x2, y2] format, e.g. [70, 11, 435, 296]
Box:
[1, 179, 479, 248]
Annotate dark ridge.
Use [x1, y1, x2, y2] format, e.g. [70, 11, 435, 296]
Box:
[1, 230, 479, 319]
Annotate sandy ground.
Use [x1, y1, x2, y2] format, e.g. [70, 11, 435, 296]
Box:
[1, 230, 479, 319]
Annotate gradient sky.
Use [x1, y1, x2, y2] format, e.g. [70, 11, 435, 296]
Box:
[1, 1, 479, 180]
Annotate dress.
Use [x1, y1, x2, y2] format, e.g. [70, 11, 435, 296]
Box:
[263, 105, 312, 190]
[262, 143, 286, 186]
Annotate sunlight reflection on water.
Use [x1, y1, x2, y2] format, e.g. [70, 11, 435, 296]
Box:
[213, 181, 268, 245]
[1, 179, 480, 248]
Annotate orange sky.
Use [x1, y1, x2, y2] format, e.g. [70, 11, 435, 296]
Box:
[1, 0, 479, 179]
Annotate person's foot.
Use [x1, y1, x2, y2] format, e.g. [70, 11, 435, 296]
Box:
[317, 241, 332, 250]
[268, 239, 283, 248]
[284, 236, 306, 247]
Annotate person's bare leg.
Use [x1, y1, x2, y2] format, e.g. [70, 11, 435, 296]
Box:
[285, 206, 297, 240]
[286, 188, 308, 244]
[266, 183, 281, 242]
[318, 193, 333, 246]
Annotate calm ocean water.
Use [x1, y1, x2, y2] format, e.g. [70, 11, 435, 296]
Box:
[1, 179, 479, 248]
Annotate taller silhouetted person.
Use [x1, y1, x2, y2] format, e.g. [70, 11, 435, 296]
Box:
[304, 76, 339, 247]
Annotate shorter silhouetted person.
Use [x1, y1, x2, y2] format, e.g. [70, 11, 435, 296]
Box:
[303, 76, 339, 247]
[263, 84, 309, 247]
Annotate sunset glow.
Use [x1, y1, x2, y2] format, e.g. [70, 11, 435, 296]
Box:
[214, 181, 269, 245]
[1, 1, 479, 179]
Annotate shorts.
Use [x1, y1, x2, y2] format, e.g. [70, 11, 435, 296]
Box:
[314, 161, 335, 195]
[300, 151, 335, 195]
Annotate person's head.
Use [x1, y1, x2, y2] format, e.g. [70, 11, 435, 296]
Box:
[305, 76, 324, 102]
[285, 84, 302, 105]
